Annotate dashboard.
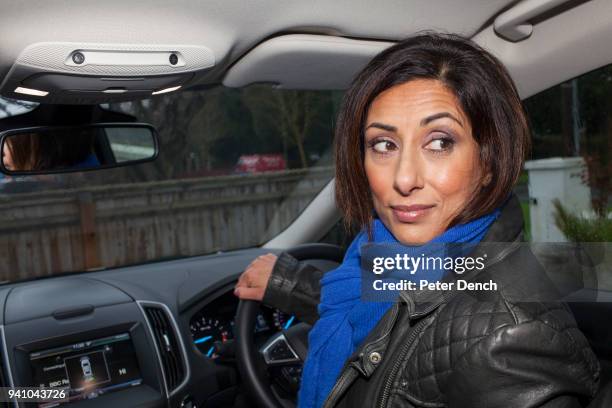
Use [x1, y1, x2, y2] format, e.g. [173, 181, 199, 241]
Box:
[189, 290, 299, 359]
[0, 247, 327, 408]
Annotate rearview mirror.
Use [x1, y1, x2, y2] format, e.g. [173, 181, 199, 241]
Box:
[0, 123, 158, 175]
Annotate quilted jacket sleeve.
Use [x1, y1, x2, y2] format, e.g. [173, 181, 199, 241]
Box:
[261, 252, 324, 325]
[446, 318, 600, 408]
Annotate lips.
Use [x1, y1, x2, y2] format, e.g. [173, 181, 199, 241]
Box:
[390, 204, 435, 222]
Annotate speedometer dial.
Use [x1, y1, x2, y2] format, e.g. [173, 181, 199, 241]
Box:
[188, 290, 302, 360]
[190, 316, 233, 358]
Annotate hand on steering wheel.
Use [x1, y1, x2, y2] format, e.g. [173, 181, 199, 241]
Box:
[234, 253, 277, 301]
[234, 244, 344, 408]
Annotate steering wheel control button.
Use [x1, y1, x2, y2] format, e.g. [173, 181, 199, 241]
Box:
[268, 338, 294, 361]
[369, 351, 382, 364]
[281, 366, 303, 384]
[260, 333, 300, 365]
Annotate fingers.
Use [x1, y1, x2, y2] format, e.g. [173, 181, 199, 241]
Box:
[243, 253, 277, 277]
[233, 253, 277, 301]
[233, 286, 264, 301]
[234, 266, 258, 295]
[236, 270, 248, 287]
[263, 253, 278, 261]
[247, 253, 276, 267]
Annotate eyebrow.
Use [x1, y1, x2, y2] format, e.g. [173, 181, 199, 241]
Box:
[365, 122, 397, 132]
[365, 111, 463, 132]
[420, 112, 463, 128]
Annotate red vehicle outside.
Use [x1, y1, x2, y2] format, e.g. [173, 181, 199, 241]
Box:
[234, 154, 286, 173]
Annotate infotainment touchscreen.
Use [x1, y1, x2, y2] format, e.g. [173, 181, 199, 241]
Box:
[29, 332, 142, 406]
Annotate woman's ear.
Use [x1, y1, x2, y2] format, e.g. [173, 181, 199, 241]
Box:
[482, 171, 492, 187]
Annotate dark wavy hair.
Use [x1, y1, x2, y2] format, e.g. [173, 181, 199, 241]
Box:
[334, 32, 531, 238]
[6, 130, 94, 171]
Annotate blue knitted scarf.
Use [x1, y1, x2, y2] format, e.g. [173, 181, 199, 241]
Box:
[298, 209, 501, 408]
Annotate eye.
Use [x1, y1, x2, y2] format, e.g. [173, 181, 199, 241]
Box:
[425, 136, 454, 152]
[368, 138, 397, 154]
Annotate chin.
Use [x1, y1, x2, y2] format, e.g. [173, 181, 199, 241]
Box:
[391, 228, 433, 246]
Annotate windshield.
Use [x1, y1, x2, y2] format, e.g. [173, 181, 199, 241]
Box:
[0, 85, 342, 282]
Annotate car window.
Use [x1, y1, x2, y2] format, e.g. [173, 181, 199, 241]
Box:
[0, 86, 342, 281]
[522, 63, 612, 243]
[318, 219, 356, 251]
[319, 64, 612, 247]
[0, 97, 38, 118]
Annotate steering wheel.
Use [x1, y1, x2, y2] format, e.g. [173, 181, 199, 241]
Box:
[235, 243, 345, 408]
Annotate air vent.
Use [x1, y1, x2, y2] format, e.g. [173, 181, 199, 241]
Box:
[142, 305, 186, 393]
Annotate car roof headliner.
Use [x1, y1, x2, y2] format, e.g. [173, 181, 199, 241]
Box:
[0, 0, 516, 92]
[1, 0, 612, 102]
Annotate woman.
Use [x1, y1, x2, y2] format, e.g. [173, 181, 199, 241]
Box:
[1, 130, 98, 172]
[235, 33, 600, 408]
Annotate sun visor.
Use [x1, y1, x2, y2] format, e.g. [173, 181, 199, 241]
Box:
[0, 42, 215, 104]
[223, 34, 393, 90]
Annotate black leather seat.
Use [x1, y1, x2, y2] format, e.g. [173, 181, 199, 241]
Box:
[587, 380, 612, 407]
[531, 243, 612, 406]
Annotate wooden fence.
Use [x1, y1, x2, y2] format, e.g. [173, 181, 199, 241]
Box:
[0, 166, 333, 282]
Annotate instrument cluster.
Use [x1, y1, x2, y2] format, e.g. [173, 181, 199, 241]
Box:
[189, 289, 298, 358]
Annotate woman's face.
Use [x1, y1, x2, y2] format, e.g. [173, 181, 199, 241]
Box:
[364, 79, 488, 245]
[2, 140, 14, 171]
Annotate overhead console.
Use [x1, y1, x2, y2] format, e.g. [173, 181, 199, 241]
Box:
[0, 42, 215, 104]
[223, 34, 393, 90]
[1, 278, 189, 407]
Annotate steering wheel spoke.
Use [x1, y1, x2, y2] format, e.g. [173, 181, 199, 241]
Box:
[260, 332, 302, 366]
[235, 243, 344, 408]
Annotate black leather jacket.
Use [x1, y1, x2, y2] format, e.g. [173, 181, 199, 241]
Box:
[262, 194, 601, 408]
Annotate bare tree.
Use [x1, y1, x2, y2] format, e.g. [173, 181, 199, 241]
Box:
[243, 87, 325, 168]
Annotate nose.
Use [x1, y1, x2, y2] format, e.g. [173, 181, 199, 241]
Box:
[392, 146, 424, 196]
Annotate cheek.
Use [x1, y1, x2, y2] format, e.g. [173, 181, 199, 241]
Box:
[364, 156, 392, 206]
[3, 147, 11, 165]
[427, 151, 481, 204]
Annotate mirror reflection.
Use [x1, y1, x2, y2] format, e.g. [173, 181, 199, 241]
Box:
[0, 124, 157, 174]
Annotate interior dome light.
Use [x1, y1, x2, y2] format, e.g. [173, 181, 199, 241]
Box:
[152, 85, 181, 95]
[14, 86, 48, 97]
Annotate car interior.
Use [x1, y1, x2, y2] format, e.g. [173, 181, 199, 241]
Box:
[0, 0, 612, 407]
